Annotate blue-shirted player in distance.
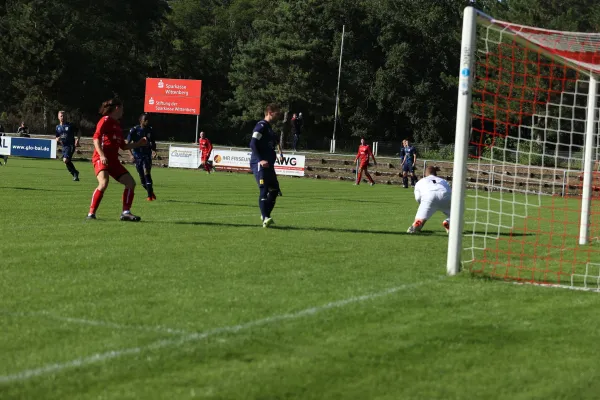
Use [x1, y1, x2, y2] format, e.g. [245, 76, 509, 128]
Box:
[55, 111, 80, 181]
[400, 139, 418, 188]
[126, 113, 157, 201]
[250, 104, 284, 228]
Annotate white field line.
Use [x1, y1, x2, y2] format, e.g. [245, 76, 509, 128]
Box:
[0, 278, 443, 384]
[0, 310, 191, 336]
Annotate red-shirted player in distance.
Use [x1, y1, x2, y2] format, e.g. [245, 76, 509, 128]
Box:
[354, 137, 377, 186]
[198, 131, 214, 173]
[87, 98, 149, 221]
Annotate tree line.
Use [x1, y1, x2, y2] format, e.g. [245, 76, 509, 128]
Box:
[1, 0, 598, 148]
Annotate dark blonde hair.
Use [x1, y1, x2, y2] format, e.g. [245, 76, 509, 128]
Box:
[99, 98, 123, 116]
[265, 103, 280, 115]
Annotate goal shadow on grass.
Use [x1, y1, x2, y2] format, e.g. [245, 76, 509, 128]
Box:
[166, 220, 443, 236]
[0, 186, 58, 192]
[164, 199, 256, 208]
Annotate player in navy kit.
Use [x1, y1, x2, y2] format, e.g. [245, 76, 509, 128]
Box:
[126, 113, 157, 201]
[400, 139, 418, 188]
[55, 111, 80, 181]
[249, 104, 284, 228]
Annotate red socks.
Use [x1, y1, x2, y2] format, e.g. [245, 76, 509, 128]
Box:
[89, 189, 104, 215]
[122, 188, 135, 213]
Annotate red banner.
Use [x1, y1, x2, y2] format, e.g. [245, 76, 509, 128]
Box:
[144, 78, 202, 115]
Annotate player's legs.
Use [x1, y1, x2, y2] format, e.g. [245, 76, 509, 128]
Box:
[407, 198, 437, 233]
[362, 165, 375, 185]
[88, 169, 109, 218]
[402, 165, 409, 188]
[142, 158, 154, 199]
[440, 194, 451, 233]
[117, 172, 141, 221]
[410, 167, 417, 187]
[202, 155, 211, 173]
[134, 158, 146, 188]
[265, 168, 280, 218]
[63, 146, 79, 180]
[252, 163, 269, 222]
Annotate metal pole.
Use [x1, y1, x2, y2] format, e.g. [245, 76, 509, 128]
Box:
[579, 76, 598, 245]
[447, 7, 476, 276]
[332, 25, 345, 150]
[195, 115, 199, 144]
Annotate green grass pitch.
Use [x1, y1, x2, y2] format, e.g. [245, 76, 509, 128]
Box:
[1, 158, 600, 399]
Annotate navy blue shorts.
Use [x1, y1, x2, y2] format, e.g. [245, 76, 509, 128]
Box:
[135, 157, 152, 174]
[402, 163, 415, 173]
[251, 163, 280, 190]
[61, 145, 75, 160]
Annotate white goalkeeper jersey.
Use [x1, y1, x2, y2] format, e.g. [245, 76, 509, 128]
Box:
[414, 175, 451, 203]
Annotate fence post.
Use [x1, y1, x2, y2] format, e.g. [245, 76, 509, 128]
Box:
[330, 139, 336, 153]
[491, 165, 495, 192]
[562, 170, 568, 197]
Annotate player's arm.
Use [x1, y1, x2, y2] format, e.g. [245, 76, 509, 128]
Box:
[414, 184, 421, 203]
[125, 128, 136, 159]
[276, 141, 284, 163]
[93, 127, 107, 165]
[207, 139, 213, 158]
[412, 148, 417, 164]
[74, 125, 80, 147]
[250, 130, 269, 167]
[55, 126, 60, 142]
[149, 130, 157, 152]
[122, 137, 147, 151]
[368, 146, 377, 166]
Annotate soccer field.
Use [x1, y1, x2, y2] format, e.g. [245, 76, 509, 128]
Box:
[2, 158, 600, 400]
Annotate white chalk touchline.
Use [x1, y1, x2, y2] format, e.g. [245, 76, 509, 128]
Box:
[0, 278, 443, 384]
[0, 310, 191, 336]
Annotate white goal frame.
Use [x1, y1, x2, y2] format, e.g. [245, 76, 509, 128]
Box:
[447, 7, 600, 275]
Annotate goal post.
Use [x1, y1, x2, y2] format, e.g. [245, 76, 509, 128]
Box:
[447, 6, 600, 290]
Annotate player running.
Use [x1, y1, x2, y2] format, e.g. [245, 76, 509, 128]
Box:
[354, 138, 377, 186]
[198, 131, 214, 173]
[407, 165, 451, 234]
[400, 139, 418, 188]
[126, 113, 157, 201]
[250, 104, 284, 228]
[87, 98, 148, 222]
[55, 111, 81, 181]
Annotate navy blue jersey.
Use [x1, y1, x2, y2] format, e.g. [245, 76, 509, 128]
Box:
[249, 119, 277, 166]
[55, 123, 78, 146]
[401, 145, 417, 165]
[127, 125, 156, 158]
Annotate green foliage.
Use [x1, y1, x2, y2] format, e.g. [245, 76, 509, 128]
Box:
[1, 0, 598, 143]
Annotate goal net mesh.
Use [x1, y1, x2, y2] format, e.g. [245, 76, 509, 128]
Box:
[464, 16, 600, 291]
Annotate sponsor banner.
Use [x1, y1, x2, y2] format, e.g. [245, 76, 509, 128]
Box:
[168, 145, 201, 168]
[144, 78, 202, 115]
[144, 95, 201, 116]
[212, 149, 305, 177]
[9, 137, 57, 159]
[0, 136, 10, 156]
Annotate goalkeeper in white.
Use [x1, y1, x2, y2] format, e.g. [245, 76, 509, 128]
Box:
[407, 165, 451, 234]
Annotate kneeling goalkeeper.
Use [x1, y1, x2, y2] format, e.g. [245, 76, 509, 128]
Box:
[407, 166, 452, 234]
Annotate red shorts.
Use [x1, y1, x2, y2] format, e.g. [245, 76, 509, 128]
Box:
[201, 154, 210, 162]
[359, 160, 369, 169]
[93, 158, 129, 180]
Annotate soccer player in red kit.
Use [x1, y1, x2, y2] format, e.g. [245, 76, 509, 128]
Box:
[87, 98, 148, 221]
[354, 137, 377, 185]
[199, 131, 214, 173]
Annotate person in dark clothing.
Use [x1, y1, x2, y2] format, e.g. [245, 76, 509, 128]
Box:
[55, 111, 81, 181]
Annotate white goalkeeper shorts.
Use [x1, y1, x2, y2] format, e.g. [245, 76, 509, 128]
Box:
[415, 192, 451, 221]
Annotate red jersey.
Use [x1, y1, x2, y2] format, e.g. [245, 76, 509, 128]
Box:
[199, 138, 213, 156]
[92, 116, 125, 161]
[357, 144, 373, 161]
